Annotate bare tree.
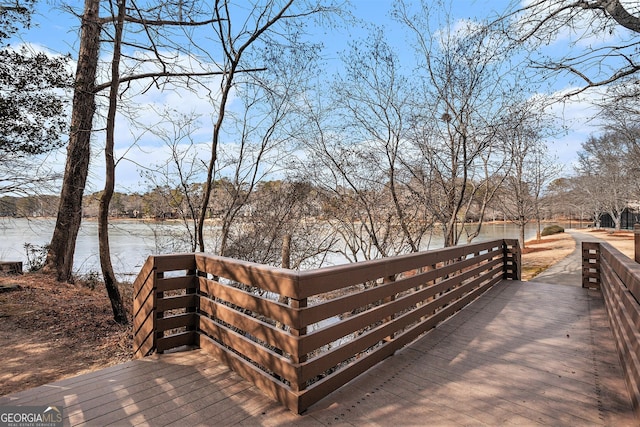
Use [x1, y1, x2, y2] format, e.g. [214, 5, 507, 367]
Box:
[98, 0, 127, 324]
[45, 0, 101, 282]
[498, 0, 640, 96]
[224, 180, 336, 269]
[299, 30, 435, 261]
[195, 0, 341, 254]
[498, 106, 559, 247]
[576, 131, 636, 230]
[395, 0, 516, 247]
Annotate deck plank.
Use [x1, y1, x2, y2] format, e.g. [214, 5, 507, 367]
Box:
[0, 280, 636, 426]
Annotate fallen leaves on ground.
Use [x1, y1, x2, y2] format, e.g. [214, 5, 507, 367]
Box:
[0, 273, 132, 396]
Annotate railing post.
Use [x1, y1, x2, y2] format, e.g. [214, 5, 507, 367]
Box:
[155, 271, 164, 353]
[383, 275, 396, 342]
[582, 242, 600, 289]
[290, 297, 307, 394]
[634, 224, 640, 264]
[503, 240, 521, 280]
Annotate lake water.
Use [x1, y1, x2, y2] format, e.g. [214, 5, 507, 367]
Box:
[0, 218, 568, 280]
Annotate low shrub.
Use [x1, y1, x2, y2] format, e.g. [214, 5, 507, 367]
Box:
[541, 225, 564, 236]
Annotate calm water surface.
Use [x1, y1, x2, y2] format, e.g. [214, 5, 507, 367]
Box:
[0, 218, 566, 280]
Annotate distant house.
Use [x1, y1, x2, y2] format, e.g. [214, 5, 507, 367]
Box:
[599, 208, 640, 229]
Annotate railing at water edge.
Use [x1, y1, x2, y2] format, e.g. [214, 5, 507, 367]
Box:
[133, 239, 520, 414]
[582, 241, 640, 420]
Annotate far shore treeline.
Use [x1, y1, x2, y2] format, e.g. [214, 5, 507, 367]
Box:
[0, 178, 584, 223]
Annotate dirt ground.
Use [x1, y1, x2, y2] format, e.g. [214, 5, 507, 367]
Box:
[0, 274, 132, 396]
[0, 228, 636, 397]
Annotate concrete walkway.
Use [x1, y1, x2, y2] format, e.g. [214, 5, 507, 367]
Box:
[531, 229, 605, 286]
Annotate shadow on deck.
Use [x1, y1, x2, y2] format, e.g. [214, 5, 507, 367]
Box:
[0, 279, 635, 426]
[1, 238, 639, 425]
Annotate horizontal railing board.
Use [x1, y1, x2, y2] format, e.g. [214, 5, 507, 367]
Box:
[601, 278, 640, 410]
[198, 315, 297, 384]
[157, 275, 197, 293]
[601, 244, 640, 303]
[199, 277, 295, 328]
[298, 268, 500, 383]
[156, 294, 197, 312]
[298, 261, 503, 355]
[157, 331, 197, 353]
[601, 259, 640, 357]
[195, 254, 299, 298]
[301, 248, 502, 327]
[296, 240, 504, 298]
[585, 241, 640, 420]
[153, 253, 197, 273]
[298, 272, 501, 411]
[199, 295, 297, 355]
[157, 312, 197, 332]
[197, 334, 302, 413]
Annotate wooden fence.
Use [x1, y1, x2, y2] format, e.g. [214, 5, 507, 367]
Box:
[133, 239, 520, 414]
[582, 242, 640, 418]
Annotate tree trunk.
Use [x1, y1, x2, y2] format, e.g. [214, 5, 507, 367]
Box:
[98, 0, 127, 324]
[520, 222, 526, 249]
[44, 0, 101, 282]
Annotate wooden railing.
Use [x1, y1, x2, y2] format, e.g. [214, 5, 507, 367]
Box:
[582, 242, 640, 418]
[133, 239, 520, 414]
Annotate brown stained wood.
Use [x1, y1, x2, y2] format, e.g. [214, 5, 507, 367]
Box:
[297, 262, 502, 356]
[298, 276, 502, 412]
[153, 253, 197, 273]
[0, 261, 22, 274]
[199, 295, 297, 354]
[302, 248, 502, 326]
[299, 271, 500, 384]
[133, 257, 155, 297]
[156, 331, 197, 352]
[6, 278, 637, 425]
[156, 275, 197, 293]
[133, 261, 156, 358]
[302, 263, 501, 359]
[601, 280, 640, 414]
[587, 241, 640, 420]
[195, 253, 299, 298]
[198, 277, 296, 328]
[156, 312, 197, 332]
[198, 315, 297, 383]
[582, 242, 601, 289]
[134, 331, 154, 358]
[601, 243, 640, 301]
[296, 240, 504, 298]
[198, 335, 302, 414]
[132, 284, 153, 318]
[636, 224, 640, 265]
[156, 294, 197, 312]
[130, 239, 524, 414]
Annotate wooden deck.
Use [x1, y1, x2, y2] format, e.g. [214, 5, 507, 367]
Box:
[1, 279, 636, 426]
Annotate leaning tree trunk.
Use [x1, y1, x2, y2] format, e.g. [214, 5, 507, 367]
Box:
[45, 0, 101, 282]
[98, 0, 127, 324]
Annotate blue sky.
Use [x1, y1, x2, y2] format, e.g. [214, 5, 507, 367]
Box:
[11, 1, 612, 192]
